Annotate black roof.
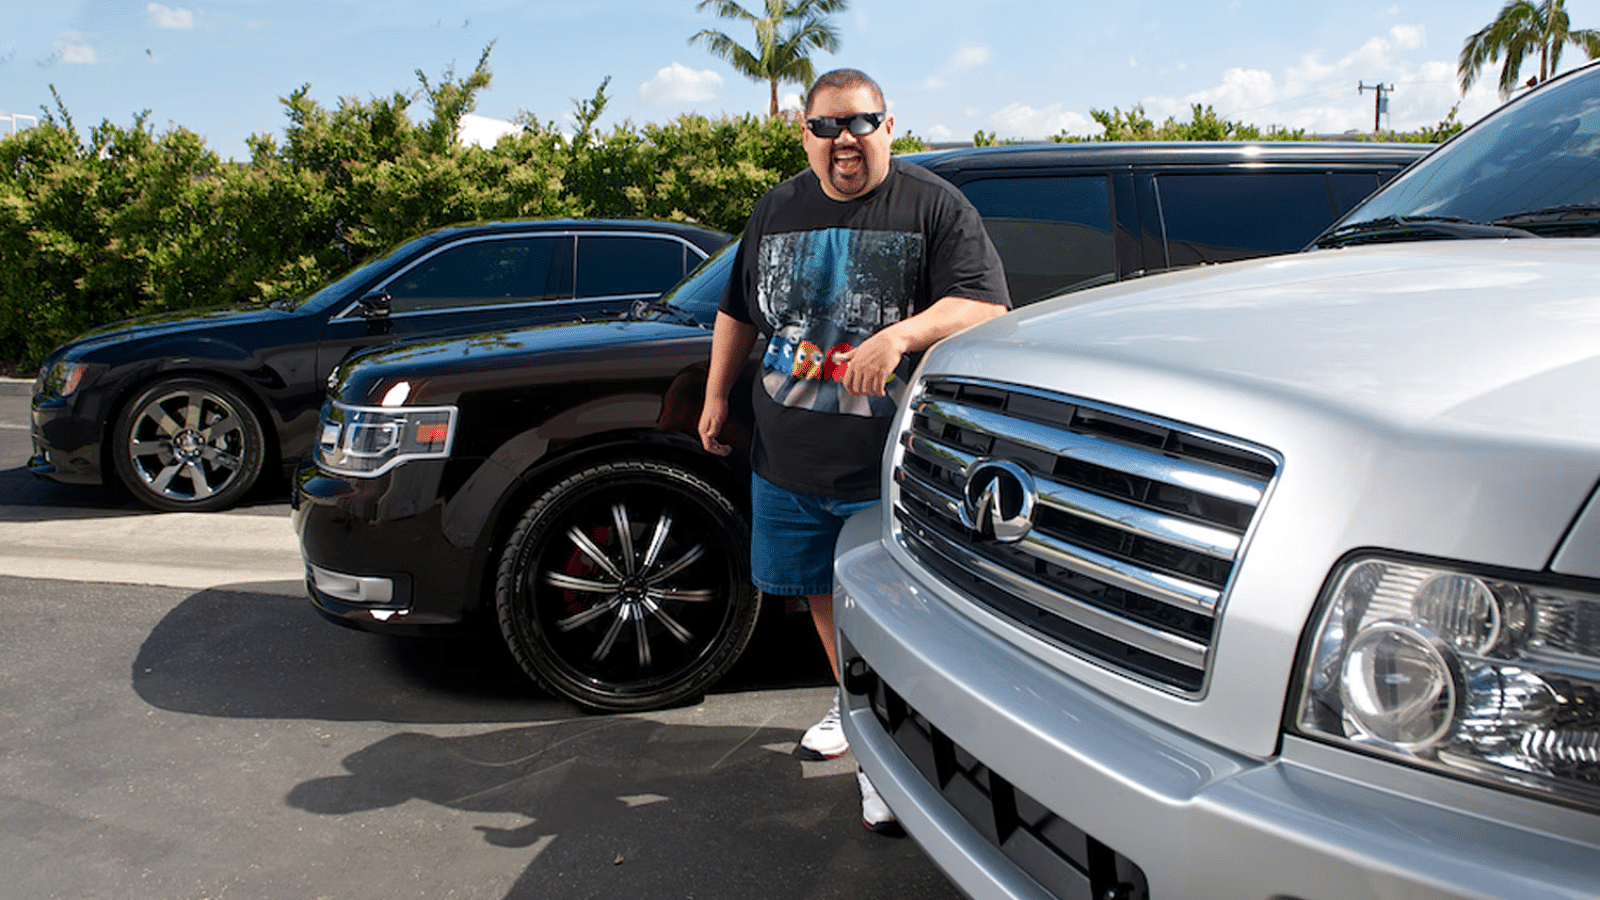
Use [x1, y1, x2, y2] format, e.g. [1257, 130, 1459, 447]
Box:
[904, 141, 1431, 175]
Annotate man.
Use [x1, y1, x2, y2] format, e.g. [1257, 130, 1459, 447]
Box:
[698, 69, 1010, 833]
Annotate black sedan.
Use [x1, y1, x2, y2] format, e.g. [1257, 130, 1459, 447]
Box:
[28, 219, 731, 511]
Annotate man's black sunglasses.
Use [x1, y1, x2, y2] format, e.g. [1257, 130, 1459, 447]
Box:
[805, 111, 887, 138]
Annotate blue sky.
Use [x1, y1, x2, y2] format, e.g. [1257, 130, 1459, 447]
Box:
[5, 1, 1597, 160]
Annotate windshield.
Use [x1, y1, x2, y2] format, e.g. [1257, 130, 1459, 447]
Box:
[294, 233, 444, 312]
[1319, 63, 1600, 245]
[648, 240, 738, 326]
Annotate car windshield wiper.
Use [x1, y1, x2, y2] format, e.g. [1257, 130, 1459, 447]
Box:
[627, 298, 701, 327]
[1491, 204, 1600, 232]
[1315, 214, 1539, 248]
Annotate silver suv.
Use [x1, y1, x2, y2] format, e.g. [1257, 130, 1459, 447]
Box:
[834, 65, 1600, 900]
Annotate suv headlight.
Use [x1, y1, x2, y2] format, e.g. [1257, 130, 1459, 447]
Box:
[1294, 555, 1599, 810]
[313, 400, 456, 477]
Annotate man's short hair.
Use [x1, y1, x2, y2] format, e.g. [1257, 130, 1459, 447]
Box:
[805, 69, 886, 114]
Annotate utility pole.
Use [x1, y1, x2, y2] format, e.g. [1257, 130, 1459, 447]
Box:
[1358, 82, 1393, 134]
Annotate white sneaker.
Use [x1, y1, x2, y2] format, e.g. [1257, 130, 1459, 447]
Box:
[857, 769, 903, 836]
[796, 691, 848, 760]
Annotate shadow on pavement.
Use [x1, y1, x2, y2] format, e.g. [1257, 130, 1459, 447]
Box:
[132, 587, 569, 723]
[132, 587, 836, 724]
[286, 717, 961, 900]
[0, 447, 294, 515]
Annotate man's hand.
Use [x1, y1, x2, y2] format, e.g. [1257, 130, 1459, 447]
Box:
[833, 296, 1008, 397]
[698, 396, 733, 456]
[832, 329, 909, 397]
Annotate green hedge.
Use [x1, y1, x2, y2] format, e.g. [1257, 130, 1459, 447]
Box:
[0, 53, 807, 371]
[0, 47, 1461, 373]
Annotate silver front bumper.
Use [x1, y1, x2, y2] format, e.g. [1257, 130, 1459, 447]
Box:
[832, 511, 1599, 900]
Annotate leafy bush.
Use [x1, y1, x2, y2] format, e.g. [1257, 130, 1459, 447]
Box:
[0, 45, 806, 371]
[0, 43, 1462, 373]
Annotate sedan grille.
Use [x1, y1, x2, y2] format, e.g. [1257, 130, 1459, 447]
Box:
[892, 377, 1279, 693]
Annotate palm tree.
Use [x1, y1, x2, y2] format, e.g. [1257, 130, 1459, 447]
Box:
[690, 0, 847, 118]
[1458, 0, 1600, 98]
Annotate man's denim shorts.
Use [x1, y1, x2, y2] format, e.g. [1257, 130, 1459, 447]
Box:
[749, 473, 880, 597]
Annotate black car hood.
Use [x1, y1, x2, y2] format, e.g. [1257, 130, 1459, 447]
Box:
[331, 318, 711, 404]
[62, 304, 292, 357]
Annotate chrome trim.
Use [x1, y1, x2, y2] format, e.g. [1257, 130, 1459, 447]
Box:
[1019, 526, 1221, 616]
[895, 467, 964, 522]
[894, 377, 1282, 693]
[309, 563, 397, 605]
[331, 230, 713, 321]
[916, 397, 1268, 504]
[909, 520, 1209, 669]
[1033, 474, 1242, 561]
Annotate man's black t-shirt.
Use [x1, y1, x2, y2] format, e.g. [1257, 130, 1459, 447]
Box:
[721, 158, 1010, 498]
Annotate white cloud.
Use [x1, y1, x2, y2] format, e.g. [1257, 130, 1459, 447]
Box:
[990, 102, 1095, 141]
[1129, 20, 1507, 136]
[147, 3, 195, 30]
[458, 114, 518, 148]
[949, 45, 989, 71]
[60, 43, 97, 65]
[639, 62, 723, 104]
[924, 44, 990, 90]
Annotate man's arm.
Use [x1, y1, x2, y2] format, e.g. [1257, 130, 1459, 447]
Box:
[833, 296, 1006, 397]
[698, 311, 759, 456]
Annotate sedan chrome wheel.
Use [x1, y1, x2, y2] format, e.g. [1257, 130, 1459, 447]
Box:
[496, 459, 757, 710]
[112, 377, 265, 512]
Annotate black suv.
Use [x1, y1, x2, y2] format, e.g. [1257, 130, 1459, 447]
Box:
[293, 141, 1429, 711]
[29, 219, 730, 511]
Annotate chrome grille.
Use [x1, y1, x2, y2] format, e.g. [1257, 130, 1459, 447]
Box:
[892, 377, 1279, 692]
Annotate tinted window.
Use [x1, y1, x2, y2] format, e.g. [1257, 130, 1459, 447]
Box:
[577, 236, 689, 298]
[384, 236, 571, 314]
[960, 176, 1115, 305]
[1330, 172, 1384, 216]
[1158, 172, 1335, 265]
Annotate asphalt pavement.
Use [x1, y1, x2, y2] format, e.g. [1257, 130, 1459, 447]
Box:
[0, 378, 964, 900]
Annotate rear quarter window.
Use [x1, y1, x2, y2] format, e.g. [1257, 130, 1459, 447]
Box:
[959, 175, 1116, 305]
[576, 236, 691, 298]
[1156, 171, 1337, 265]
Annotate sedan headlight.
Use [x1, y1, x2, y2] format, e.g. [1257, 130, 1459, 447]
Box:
[313, 400, 456, 477]
[1295, 555, 1599, 810]
[39, 360, 89, 397]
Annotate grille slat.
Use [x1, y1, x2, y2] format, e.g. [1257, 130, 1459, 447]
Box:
[905, 517, 1210, 670]
[918, 397, 1269, 505]
[1034, 473, 1242, 563]
[895, 378, 1280, 692]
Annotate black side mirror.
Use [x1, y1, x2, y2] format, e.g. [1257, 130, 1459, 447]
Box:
[357, 290, 392, 319]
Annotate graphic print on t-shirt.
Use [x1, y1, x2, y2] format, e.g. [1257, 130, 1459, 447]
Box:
[755, 227, 923, 417]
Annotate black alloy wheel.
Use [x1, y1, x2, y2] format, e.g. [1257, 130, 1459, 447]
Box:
[495, 459, 758, 711]
[112, 376, 266, 512]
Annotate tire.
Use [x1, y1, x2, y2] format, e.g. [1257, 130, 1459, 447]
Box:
[495, 459, 758, 711]
[112, 376, 266, 512]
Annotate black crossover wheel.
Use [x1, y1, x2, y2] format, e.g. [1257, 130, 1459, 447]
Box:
[112, 376, 266, 512]
[496, 459, 758, 711]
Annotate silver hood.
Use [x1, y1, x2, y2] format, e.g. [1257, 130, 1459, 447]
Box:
[952, 240, 1600, 449]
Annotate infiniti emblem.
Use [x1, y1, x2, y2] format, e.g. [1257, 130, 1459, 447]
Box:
[959, 459, 1036, 543]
